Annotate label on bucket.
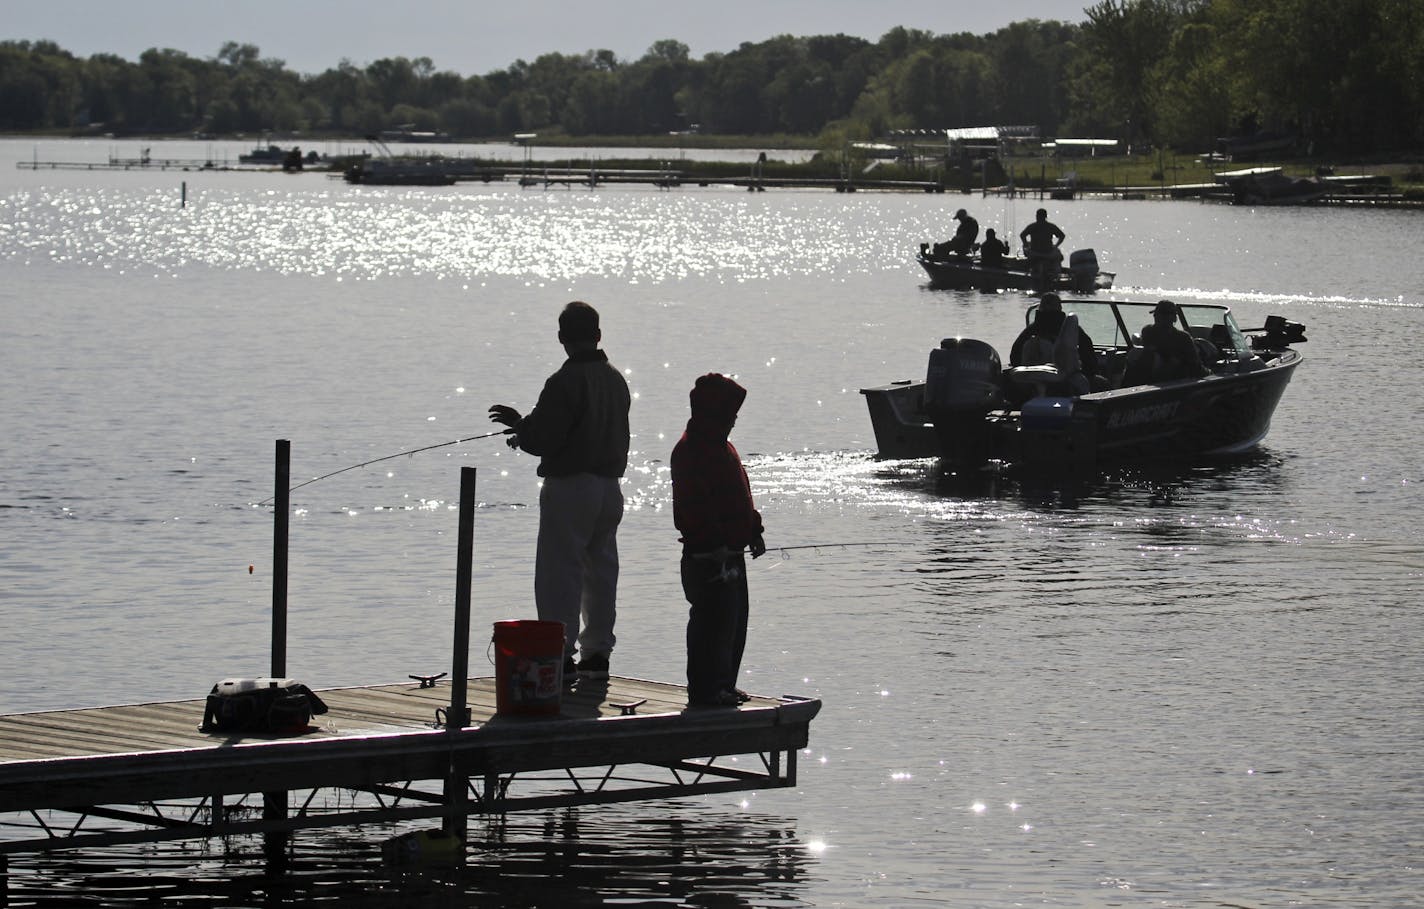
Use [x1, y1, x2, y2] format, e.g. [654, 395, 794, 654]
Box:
[492, 619, 565, 716]
[504, 655, 561, 704]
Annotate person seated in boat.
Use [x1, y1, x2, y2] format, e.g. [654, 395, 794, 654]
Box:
[1010, 294, 1098, 374]
[978, 228, 1009, 268]
[931, 208, 979, 258]
[1125, 299, 1209, 384]
[1019, 208, 1065, 289]
[1006, 294, 1101, 398]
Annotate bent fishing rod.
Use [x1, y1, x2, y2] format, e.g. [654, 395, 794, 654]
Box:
[257, 428, 512, 505]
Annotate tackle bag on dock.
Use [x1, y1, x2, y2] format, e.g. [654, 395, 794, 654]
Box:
[199, 677, 329, 734]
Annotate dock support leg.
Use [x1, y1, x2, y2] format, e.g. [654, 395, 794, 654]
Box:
[266, 440, 292, 875]
[442, 467, 476, 853]
[446, 754, 469, 848]
[272, 439, 289, 678]
[263, 792, 289, 876]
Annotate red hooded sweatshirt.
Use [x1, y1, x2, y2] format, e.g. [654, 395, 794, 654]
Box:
[671, 374, 764, 553]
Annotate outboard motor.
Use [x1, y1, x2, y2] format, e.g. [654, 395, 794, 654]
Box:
[1251, 314, 1308, 350]
[1068, 249, 1100, 292]
[925, 338, 1003, 472]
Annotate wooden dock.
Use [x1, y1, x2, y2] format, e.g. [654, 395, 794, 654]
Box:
[0, 456, 821, 893]
[0, 675, 819, 859]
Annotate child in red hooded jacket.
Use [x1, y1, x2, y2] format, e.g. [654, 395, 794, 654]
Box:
[671, 373, 767, 708]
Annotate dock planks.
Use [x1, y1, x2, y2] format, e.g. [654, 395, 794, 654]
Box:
[0, 676, 820, 856]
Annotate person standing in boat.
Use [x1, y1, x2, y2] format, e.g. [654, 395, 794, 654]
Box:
[488, 301, 631, 681]
[671, 373, 766, 709]
[1019, 208, 1066, 290]
[979, 228, 1009, 268]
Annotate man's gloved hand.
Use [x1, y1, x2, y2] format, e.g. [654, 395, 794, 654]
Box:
[749, 535, 767, 559]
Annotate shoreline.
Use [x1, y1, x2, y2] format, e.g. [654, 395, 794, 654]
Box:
[8, 133, 1420, 204]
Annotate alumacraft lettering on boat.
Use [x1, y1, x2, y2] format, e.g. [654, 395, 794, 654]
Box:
[1104, 400, 1181, 429]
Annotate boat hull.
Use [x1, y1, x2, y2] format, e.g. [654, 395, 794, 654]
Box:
[860, 351, 1301, 473]
[344, 162, 457, 186]
[916, 253, 1113, 293]
[1224, 173, 1329, 206]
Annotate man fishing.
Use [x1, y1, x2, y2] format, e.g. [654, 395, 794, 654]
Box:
[488, 301, 631, 681]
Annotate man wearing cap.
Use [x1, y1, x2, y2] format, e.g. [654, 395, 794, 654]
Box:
[933, 208, 979, 258]
[489, 301, 631, 681]
[1138, 299, 1208, 381]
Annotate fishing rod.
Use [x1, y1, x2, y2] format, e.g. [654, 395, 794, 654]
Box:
[768, 541, 908, 554]
[258, 428, 512, 505]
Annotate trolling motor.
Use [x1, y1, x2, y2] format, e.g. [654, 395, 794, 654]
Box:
[1250, 315, 1308, 350]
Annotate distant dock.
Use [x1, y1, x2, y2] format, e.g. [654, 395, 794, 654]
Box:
[16, 153, 947, 192]
[482, 163, 943, 192]
[17, 151, 248, 172]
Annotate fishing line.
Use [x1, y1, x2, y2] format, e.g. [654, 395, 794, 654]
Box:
[258, 428, 512, 505]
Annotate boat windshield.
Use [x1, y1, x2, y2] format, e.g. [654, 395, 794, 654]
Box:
[1070, 300, 1143, 348]
[1178, 304, 1250, 358]
[1024, 300, 1246, 356]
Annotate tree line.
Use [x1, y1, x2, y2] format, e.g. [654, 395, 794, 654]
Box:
[2, 0, 1421, 156]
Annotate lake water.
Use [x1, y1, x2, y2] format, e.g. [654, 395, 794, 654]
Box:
[2, 138, 1422, 906]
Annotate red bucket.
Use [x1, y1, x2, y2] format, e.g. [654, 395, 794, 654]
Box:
[491, 620, 565, 717]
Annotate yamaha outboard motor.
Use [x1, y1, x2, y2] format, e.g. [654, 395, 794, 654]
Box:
[1068, 249, 1100, 292]
[925, 338, 1003, 472]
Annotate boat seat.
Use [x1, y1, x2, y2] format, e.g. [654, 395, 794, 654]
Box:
[1005, 365, 1061, 387]
[1209, 324, 1234, 350]
[1194, 338, 1221, 365]
[1120, 347, 1154, 387]
[1004, 365, 1088, 401]
[1186, 325, 1225, 365]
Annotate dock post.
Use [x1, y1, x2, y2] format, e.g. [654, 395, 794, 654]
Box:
[444, 466, 476, 847]
[272, 438, 289, 677]
[265, 439, 291, 875]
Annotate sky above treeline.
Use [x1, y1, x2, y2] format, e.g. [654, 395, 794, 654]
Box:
[8, 0, 1090, 77]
